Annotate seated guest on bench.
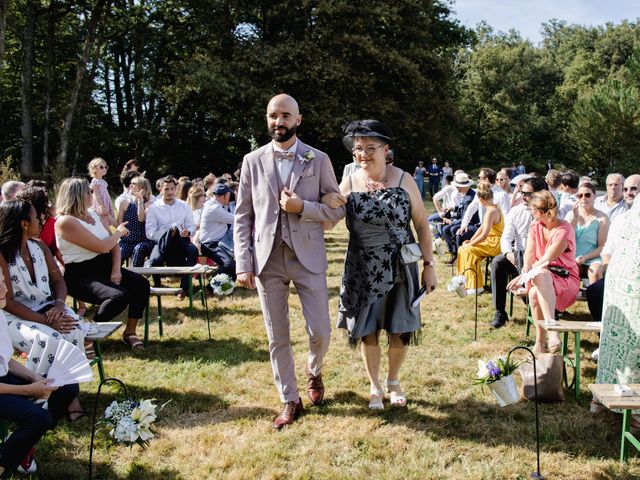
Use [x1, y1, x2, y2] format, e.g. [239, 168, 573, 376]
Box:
[199, 183, 236, 278]
[456, 180, 504, 295]
[116, 176, 155, 267]
[441, 172, 478, 264]
[0, 200, 86, 366]
[565, 182, 609, 285]
[489, 176, 547, 328]
[55, 177, 150, 350]
[0, 270, 78, 476]
[508, 190, 580, 354]
[145, 176, 198, 298]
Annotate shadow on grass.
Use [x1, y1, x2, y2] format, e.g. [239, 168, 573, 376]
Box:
[101, 337, 270, 365]
[311, 390, 625, 460]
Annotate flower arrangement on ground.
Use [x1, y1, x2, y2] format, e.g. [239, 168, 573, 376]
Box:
[102, 399, 158, 448]
[433, 237, 446, 255]
[474, 354, 522, 406]
[447, 275, 467, 297]
[210, 273, 235, 296]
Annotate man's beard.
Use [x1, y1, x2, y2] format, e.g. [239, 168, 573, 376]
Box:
[269, 124, 297, 142]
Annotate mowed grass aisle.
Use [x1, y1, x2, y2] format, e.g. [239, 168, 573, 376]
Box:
[36, 210, 639, 479]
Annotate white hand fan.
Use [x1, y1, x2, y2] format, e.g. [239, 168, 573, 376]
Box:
[517, 261, 549, 286]
[46, 338, 93, 387]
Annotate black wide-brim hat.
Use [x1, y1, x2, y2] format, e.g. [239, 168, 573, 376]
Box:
[342, 119, 393, 151]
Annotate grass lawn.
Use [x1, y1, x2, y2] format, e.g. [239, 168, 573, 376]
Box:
[30, 201, 640, 479]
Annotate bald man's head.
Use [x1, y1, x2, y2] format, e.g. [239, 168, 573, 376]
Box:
[266, 94, 302, 145]
[623, 174, 640, 206]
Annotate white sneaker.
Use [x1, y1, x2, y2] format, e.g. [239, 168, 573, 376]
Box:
[591, 348, 599, 362]
[466, 287, 484, 295]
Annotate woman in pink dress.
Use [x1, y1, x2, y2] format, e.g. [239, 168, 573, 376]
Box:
[508, 190, 579, 353]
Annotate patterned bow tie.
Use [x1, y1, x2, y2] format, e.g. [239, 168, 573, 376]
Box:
[274, 151, 295, 161]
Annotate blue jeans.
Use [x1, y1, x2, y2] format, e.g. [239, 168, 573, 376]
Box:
[0, 373, 78, 470]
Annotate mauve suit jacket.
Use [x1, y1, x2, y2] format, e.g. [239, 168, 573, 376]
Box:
[234, 140, 346, 276]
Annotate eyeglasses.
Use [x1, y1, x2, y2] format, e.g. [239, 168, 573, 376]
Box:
[577, 192, 592, 199]
[352, 145, 384, 156]
[521, 191, 533, 197]
[99, 165, 108, 170]
[623, 186, 638, 192]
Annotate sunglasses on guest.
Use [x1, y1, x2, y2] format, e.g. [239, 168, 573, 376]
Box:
[577, 192, 592, 199]
[623, 186, 638, 192]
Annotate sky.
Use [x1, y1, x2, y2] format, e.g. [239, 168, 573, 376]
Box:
[451, 0, 640, 44]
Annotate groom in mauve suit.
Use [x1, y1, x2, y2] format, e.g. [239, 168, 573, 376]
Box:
[234, 94, 346, 429]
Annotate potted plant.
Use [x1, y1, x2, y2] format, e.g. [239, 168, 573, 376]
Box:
[474, 355, 521, 406]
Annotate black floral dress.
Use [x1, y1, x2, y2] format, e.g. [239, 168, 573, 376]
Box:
[337, 182, 421, 345]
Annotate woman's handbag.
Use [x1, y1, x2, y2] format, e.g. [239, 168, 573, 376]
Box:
[519, 353, 565, 402]
[400, 243, 422, 264]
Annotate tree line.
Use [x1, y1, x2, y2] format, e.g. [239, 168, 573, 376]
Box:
[1, 0, 639, 185]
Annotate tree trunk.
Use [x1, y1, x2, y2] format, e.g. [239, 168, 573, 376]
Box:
[0, 0, 8, 70]
[42, 0, 58, 170]
[104, 63, 112, 120]
[112, 56, 125, 127]
[58, 0, 109, 167]
[21, 0, 36, 176]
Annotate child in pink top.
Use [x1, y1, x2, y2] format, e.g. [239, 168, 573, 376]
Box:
[88, 157, 116, 227]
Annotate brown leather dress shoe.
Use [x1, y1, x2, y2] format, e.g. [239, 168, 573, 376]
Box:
[306, 368, 325, 406]
[273, 398, 303, 430]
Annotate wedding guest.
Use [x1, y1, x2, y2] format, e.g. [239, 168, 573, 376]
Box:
[0, 201, 85, 369]
[508, 191, 579, 354]
[456, 181, 504, 294]
[565, 182, 609, 284]
[558, 171, 579, 218]
[427, 157, 442, 198]
[496, 169, 511, 194]
[545, 169, 562, 204]
[116, 177, 155, 267]
[146, 175, 198, 298]
[176, 178, 192, 202]
[441, 172, 478, 264]
[490, 176, 547, 328]
[413, 161, 427, 199]
[199, 184, 235, 278]
[187, 186, 206, 228]
[594, 173, 627, 221]
[88, 157, 116, 228]
[55, 177, 150, 350]
[1, 181, 25, 203]
[115, 170, 139, 212]
[441, 161, 453, 187]
[15, 186, 61, 264]
[0, 270, 78, 476]
[336, 119, 437, 409]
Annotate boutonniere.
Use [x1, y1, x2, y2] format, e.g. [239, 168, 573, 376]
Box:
[299, 150, 315, 165]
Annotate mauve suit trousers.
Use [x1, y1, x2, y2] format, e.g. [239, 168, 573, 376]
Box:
[255, 244, 331, 403]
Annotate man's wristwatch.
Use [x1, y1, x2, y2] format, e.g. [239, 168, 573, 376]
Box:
[423, 259, 436, 267]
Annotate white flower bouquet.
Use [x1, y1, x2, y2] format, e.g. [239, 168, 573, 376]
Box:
[210, 273, 236, 296]
[102, 399, 158, 448]
[433, 237, 447, 255]
[447, 275, 467, 297]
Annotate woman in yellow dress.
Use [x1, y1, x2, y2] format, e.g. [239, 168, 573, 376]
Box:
[456, 180, 504, 294]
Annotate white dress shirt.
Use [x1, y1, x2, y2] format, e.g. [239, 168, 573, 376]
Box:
[594, 194, 628, 221]
[273, 139, 298, 183]
[115, 191, 134, 213]
[559, 191, 577, 219]
[199, 199, 234, 244]
[601, 209, 627, 259]
[461, 185, 511, 229]
[500, 203, 533, 254]
[433, 184, 462, 211]
[145, 198, 196, 242]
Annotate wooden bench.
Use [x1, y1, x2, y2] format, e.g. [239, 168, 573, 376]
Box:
[129, 265, 216, 342]
[85, 321, 124, 382]
[589, 383, 640, 461]
[539, 320, 602, 399]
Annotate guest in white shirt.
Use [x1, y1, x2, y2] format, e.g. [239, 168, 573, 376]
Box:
[429, 171, 462, 235]
[457, 168, 510, 242]
[146, 176, 198, 297]
[200, 183, 236, 278]
[489, 177, 547, 328]
[594, 173, 627, 221]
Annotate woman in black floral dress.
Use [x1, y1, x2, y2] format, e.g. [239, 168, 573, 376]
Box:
[330, 120, 437, 409]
